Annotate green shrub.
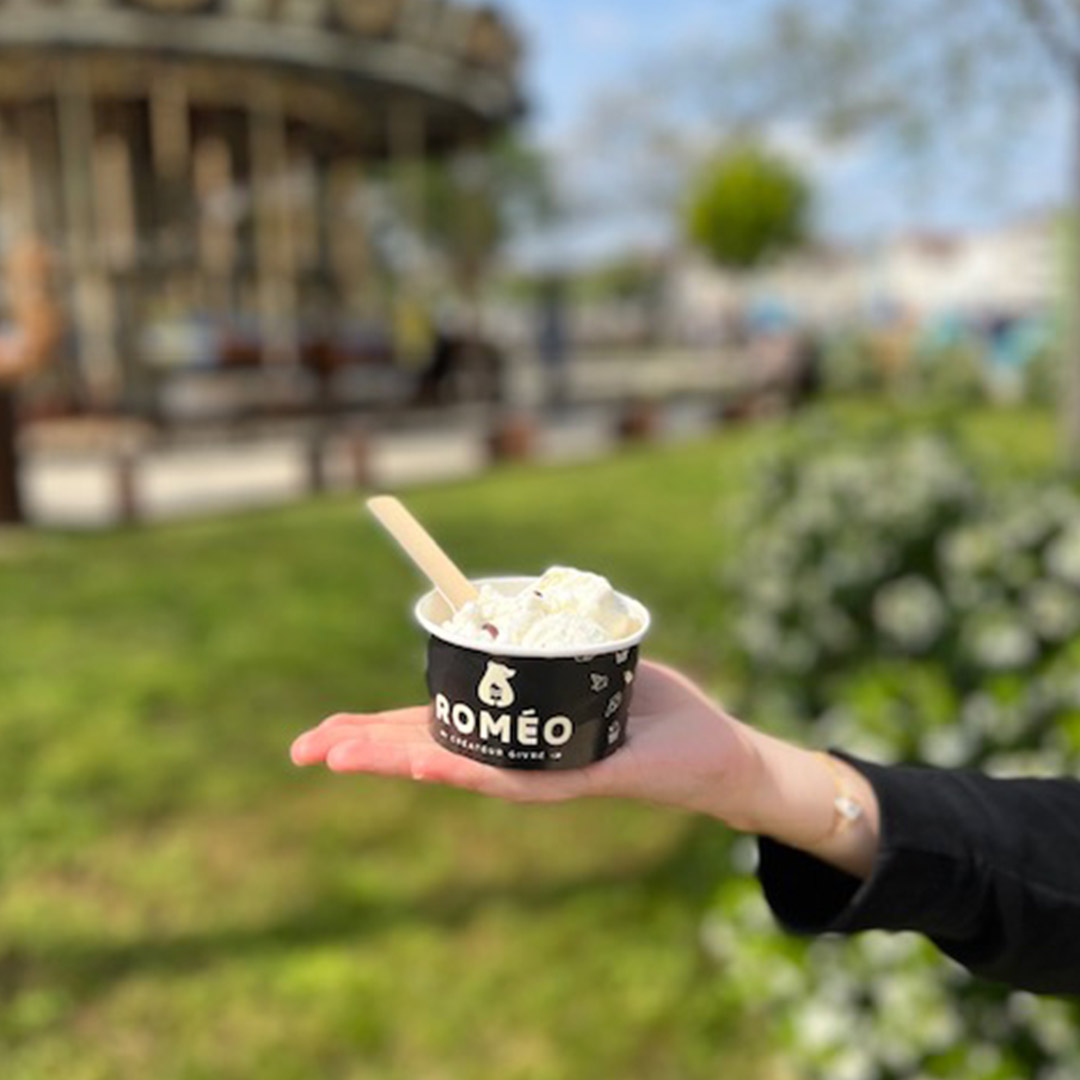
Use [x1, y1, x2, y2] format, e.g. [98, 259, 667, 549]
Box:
[714, 427, 1080, 1079]
[822, 332, 887, 395]
[1022, 344, 1063, 409]
[911, 342, 987, 406]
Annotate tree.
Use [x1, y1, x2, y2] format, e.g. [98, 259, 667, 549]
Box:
[1006, 0, 1080, 464]
[658, 0, 1080, 461]
[382, 136, 556, 300]
[684, 143, 811, 271]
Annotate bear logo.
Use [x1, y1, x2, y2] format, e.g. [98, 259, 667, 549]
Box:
[477, 661, 517, 708]
[607, 720, 621, 745]
[624, 670, 634, 685]
[604, 691, 624, 718]
[615, 649, 630, 664]
[590, 673, 610, 693]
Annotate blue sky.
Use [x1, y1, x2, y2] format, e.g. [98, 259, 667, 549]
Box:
[499, 0, 734, 140]
[497, 0, 1070, 259]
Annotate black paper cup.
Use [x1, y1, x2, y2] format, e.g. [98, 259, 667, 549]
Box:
[415, 577, 651, 771]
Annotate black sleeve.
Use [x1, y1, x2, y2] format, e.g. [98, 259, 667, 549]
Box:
[756, 753, 1080, 995]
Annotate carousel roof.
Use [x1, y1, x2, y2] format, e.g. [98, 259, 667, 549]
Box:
[0, 0, 524, 149]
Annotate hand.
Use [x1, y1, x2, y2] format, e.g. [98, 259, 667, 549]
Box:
[290, 660, 765, 827]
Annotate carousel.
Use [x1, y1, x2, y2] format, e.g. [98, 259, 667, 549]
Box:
[0, 0, 524, 520]
[0, 0, 523, 401]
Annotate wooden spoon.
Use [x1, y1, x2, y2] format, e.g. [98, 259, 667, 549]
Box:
[366, 495, 479, 612]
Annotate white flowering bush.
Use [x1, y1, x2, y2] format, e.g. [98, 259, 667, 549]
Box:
[1022, 343, 1062, 408]
[717, 429, 1080, 1078]
[911, 341, 988, 405]
[821, 328, 1062, 406]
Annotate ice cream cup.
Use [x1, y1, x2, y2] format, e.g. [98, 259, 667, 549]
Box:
[414, 577, 651, 771]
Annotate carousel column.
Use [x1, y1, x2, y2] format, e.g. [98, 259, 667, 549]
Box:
[327, 157, 369, 316]
[0, 110, 38, 245]
[93, 122, 142, 426]
[387, 99, 431, 379]
[312, 152, 335, 299]
[148, 64, 195, 418]
[389, 99, 428, 241]
[248, 82, 301, 384]
[56, 65, 120, 408]
[289, 143, 332, 492]
[326, 155, 375, 487]
[194, 135, 238, 319]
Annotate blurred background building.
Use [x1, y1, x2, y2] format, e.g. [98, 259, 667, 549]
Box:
[3, 0, 1069, 529]
[0, 0, 523, 422]
[668, 212, 1058, 335]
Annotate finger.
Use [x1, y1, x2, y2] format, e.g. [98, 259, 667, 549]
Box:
[325, 738, 595, 804]
[318, 706, 430, 731]
[291, 721, 433, 766]
[291, 706, 430, 765]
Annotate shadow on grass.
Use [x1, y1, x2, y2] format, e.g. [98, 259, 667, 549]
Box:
[2, 818, 731, 1005]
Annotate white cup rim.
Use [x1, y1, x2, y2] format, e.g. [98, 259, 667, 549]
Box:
[414, 575, 651, 659]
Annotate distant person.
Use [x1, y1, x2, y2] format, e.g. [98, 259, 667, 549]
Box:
[789, 327, 823, 408]
[536, 275, 569, 410]
[414, 304, 503, 406]
[292, 659, 1080, 995]
[0, 237, 63, 524]
[413, 319, 460, 406]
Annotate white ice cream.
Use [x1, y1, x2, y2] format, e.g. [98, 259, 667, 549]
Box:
[444, 566, 640, 649]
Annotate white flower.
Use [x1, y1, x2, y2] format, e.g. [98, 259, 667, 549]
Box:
[746, 575, 788, 610]
[1001, 552, 1039, 589]
[964, 615, 1038, 671]
[827, 1046, 876, 1080]
[729, 836, 759, 875]
[920, 725, 978, 768]
[1046, 525, 1080, 585]
[822, 543, 890, 588]
[959, 692, 1003, 738]
[697, 912, 734, 963]
[736, 613, 782, 657]
[984, 749, 1073, 779]
[777, 634, 817, 673]
[963, 1043, 1004, 1076]
[1025, 580, 1080, 642]
[1042, 1068, 1080, 1080]
[873, 575, 947, 652]
[859, 931, 924, 968]
[817, 711, 898, 763]
[795, 1000, 851, 1053]
[813, 605, 858, 653]
[1026, 998, 1080, 1055]
[940, 526, 998, 578]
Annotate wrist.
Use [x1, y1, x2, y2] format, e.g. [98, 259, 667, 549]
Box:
[736, 730, 882, 880]
[739, 729, 831, 841]
[690, 718, 792, 834]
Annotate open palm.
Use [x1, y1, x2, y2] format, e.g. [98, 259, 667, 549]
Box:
[291, 660, 761, 824]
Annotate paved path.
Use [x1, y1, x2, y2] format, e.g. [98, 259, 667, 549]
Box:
[21, 349, 765, 528]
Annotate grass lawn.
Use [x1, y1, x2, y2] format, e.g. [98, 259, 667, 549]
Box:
[0, 401, 1058, 1080]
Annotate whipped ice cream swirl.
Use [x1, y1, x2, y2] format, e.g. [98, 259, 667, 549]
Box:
[444, 566, 639, 650]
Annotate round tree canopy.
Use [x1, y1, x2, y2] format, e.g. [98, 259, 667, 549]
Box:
[685, 144, 811, 271]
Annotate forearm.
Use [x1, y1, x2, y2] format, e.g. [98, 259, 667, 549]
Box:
[732, 725, 881, 879]
[751, 750, 1080, 994]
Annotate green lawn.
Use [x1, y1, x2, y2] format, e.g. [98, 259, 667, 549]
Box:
[0, 401, 1058, 1080]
